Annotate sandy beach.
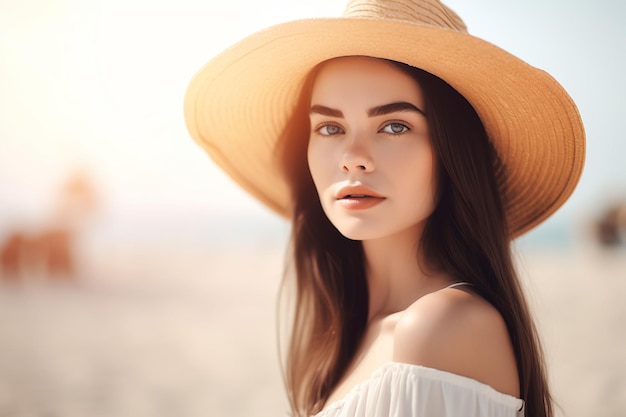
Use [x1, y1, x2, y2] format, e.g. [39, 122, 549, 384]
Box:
[0, 241, 624, 417]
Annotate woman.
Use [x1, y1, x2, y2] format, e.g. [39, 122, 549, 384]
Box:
[184, 1, 585, 416]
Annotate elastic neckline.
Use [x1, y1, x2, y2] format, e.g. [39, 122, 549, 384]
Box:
[318, 362, 524, 415]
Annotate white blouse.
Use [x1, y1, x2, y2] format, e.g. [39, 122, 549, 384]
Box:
[313, 362, 524, 417]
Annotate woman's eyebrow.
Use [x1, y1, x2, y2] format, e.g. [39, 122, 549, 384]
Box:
[310, 105, 343, 118]
[309, 101, 425, 118]
[368, 101, 425, 117]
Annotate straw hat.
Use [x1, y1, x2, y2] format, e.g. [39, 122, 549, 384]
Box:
[184, 0, 585, 238]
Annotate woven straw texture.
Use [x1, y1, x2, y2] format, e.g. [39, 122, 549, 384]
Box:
[184, 0, 585, 238]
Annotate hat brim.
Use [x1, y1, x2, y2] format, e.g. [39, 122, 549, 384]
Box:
[184, 18, 585, 238]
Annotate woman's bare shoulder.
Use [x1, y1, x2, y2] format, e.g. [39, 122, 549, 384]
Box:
[393, 285, 520, 397]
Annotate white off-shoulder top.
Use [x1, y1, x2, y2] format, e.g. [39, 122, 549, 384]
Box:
[313, 362, 524, 417]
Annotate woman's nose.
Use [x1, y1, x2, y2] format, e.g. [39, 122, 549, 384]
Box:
[340, 138, 374, 173]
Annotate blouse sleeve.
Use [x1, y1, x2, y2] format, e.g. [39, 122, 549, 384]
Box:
[313, 362, 524, 417]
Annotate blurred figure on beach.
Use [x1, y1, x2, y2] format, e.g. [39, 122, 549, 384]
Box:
[0, 169, 98, 282]
[594, 201, 626, 247]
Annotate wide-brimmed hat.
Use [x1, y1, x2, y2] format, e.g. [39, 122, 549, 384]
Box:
[184, 0, 585, 238]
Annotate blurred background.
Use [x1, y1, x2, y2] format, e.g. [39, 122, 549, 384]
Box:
[0, 0, 624, 416]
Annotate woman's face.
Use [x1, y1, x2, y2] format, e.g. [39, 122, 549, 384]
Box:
[307, 56, 437, 242]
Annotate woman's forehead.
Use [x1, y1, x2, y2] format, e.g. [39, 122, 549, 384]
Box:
[311, 56, 425, 111]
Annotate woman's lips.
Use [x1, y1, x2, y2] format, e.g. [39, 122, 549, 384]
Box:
[337, 196, 385, 210]
[336, 185, 386, 210]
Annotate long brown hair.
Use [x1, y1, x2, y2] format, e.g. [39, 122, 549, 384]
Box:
[278, 58, 552, 417]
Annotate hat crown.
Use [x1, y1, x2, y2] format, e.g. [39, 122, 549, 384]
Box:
[343, 0, 468, 33]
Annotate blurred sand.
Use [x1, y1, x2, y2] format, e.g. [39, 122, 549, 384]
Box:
[0, 242, 624, 417]
[515, 246, 626, 417]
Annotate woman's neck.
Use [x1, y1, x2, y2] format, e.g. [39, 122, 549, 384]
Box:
[362, 225, 450, 322]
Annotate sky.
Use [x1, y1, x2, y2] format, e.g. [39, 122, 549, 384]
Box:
[0, 0, 624, 246]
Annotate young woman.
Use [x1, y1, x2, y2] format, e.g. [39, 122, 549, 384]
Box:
[183, 1, 585, 416]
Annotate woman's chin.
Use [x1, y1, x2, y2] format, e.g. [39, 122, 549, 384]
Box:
[330, 219, 390, 242]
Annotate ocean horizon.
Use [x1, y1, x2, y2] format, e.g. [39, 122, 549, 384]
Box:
[79, 205, 584, 253]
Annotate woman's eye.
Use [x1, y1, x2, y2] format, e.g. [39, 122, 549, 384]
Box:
[381, 123, 409, 134]
[317, 124, 343, 136]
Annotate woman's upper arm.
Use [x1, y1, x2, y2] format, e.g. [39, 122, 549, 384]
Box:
[393, 289, 520, 397]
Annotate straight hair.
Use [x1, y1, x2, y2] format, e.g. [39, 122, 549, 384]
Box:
[277, 58, 552, 417]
